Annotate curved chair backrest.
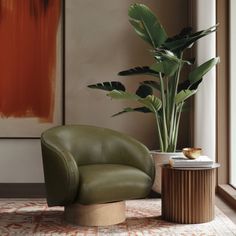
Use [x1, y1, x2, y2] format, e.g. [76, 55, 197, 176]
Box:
[41, 124, 154, 179]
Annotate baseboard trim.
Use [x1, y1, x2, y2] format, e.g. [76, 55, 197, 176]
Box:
[217, 184, 236, 210]
[0, 183, 46, 198]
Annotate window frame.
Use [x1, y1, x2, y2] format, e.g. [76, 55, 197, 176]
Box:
[216, 0, 236, 209]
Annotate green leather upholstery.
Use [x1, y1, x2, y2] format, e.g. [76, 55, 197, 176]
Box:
[77, 164, 152, 204]
[41, 125, 155, 206]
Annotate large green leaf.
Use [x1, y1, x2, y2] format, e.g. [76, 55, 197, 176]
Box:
[175, 89, 197, 104]
[177, 79, 191, 92]
[149, 62, 164, 73]
[164, 27, 193, 43]
[128, 3, 167, 48]
[112, 106, 151, 117]
[151, 49, 183, 76]
[155, 48, 193, 65]
[188, 57, 220, 85]
[154, 48, 179, 62]
[136, 84, 153, 98]
[150, 61, 179, 77]
[162, 60, 180, 77]
[88, 81, 125, 91]
[107, 90, 140, 100]
[118, 66, 159, 77]
[141, 80, 161, 91]
[107, 91, 161, 113]
[138, 95, 162, 113]
[163, 24, 218, 53]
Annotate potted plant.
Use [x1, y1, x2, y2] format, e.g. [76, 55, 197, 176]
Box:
[88, 3, 219, 193]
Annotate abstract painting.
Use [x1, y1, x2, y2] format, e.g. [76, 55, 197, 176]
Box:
[0, 0, 62, 137]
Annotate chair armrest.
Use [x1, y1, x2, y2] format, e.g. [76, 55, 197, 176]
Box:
[105, 133, 155, 182]
[123, 141, 155, 181]
[41, 139, 79, 206]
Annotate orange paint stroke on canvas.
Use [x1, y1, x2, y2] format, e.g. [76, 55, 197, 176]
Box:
[0, 0, 60, 122]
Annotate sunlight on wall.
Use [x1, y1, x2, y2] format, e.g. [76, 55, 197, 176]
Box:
[194, 0, 216, 160]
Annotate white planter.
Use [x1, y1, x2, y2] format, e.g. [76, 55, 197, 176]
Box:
[150, 151, 183, 194]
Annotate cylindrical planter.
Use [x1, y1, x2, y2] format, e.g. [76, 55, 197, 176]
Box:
[150, 151, 183, 193]
[161, 164, 220, 224]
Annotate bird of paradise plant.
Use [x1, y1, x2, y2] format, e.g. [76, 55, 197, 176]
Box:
[88, 3, 219, 152]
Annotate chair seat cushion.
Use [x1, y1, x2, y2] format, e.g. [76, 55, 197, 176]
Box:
[75, 164, 153, 204]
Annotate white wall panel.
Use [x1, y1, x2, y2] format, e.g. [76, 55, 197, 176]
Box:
[194, 0, 216, 160]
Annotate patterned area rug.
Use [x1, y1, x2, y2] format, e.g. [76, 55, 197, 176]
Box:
[0, 199, 235, 236]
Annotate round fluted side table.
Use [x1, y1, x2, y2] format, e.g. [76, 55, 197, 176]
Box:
[161, 163, 220, 224]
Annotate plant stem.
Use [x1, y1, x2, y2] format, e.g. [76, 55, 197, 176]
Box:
[173, 102, 184, 151]
[155, 112, 164, 152]
[168, 54, 183, 151]
[159, 73, 168, 151]
[174, 55, 183, 96]
[166, 77, 170, 132]
[170, 106, 176, 147]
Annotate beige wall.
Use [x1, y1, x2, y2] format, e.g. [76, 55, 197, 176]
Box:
[0, 0, 189, 183]
[66, 0, 190, 150]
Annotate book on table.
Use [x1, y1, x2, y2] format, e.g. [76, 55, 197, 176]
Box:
[169, 155, 214, 168]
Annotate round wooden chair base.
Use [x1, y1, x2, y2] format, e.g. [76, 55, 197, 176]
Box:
[64, 201, 126, 226]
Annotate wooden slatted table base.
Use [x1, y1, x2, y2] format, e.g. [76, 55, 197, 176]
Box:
[161, 164, 220, 224]
[64, 201, 126, 226]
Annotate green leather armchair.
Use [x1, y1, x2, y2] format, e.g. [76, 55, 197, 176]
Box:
[41, 125, 155, 208]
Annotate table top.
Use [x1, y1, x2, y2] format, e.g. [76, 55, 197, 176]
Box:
[162, 163, 220, 170]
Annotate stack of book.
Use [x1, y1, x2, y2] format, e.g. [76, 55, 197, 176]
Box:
[169, 156, 214, 168]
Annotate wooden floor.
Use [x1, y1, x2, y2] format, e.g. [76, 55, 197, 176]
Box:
[216, 195, 236, 224]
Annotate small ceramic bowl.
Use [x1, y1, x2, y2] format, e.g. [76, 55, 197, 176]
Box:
[182, 147, 202, 159]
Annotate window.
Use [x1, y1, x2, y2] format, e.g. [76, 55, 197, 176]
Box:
[216, 0, 236, 209]
[230, 0, 236, 188]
